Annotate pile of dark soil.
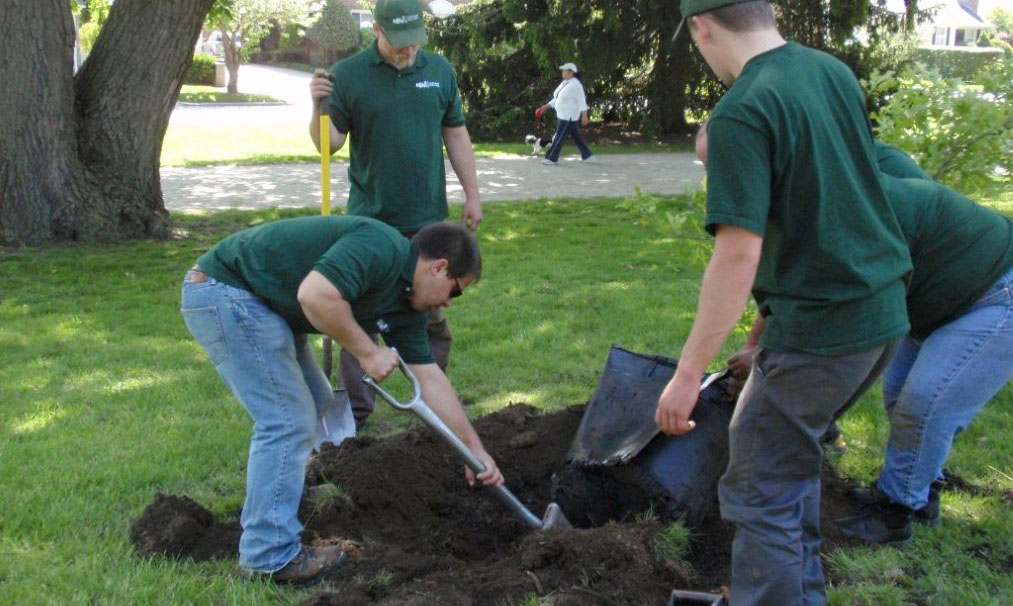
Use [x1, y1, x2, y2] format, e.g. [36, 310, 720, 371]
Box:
[130, 404, 865, 605]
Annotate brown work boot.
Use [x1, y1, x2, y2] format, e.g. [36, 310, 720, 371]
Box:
[251, 544, 348, 586]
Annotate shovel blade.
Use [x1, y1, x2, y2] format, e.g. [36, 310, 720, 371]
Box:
[541, 502, 572, 530]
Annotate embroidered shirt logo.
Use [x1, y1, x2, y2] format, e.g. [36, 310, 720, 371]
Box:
[391, 14, 421, 25]
[416, 80, 441, 89]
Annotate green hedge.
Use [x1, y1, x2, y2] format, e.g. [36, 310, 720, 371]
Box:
[184, 52, 217, 86]
[909, 47, 1004, 80]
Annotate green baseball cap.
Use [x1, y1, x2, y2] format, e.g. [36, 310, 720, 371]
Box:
[673, 0, 755, 41]
[374, 0, 428, 49]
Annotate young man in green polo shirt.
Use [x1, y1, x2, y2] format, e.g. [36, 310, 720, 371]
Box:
[308, 0, 482, 426]
[181, 216, 503, 586]
[656, 2, 911, 604]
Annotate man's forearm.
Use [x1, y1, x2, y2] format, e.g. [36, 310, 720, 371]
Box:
[412, 363, 484, 450]
[443, 126, 480, 201]
[308, 112, 346, 155]
[675, 227, 762, 380]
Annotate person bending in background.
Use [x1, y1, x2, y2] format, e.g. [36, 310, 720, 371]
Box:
[721, 137, 1013, 545]
[832, 143, 1013, 544]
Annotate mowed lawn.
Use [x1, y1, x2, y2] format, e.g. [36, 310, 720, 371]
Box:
[1, 192, 1010, 605]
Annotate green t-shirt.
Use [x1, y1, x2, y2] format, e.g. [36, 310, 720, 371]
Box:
[882, 175, 1013, 339]
[875, 141, 932, 181]
[705, 43, 911, 355]
[196, 216, 433, 364]
[329, 42, 465, 233]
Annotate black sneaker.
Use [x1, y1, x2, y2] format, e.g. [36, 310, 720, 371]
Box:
[848, 480, 942, 526]
[835, 487, 914, 545]
[247, 544, 348, 586]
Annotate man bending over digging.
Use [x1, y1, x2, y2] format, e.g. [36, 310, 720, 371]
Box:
[181, 216, 503, 585]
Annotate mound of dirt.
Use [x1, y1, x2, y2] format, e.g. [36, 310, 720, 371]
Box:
[129, 493, 241, 561]
[130, 404, 865, 604]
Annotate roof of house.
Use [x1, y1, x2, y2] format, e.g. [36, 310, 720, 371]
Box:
[928, 1, 997, 29]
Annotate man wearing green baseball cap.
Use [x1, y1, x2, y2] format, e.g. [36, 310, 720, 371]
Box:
[655, 2, 911, 605]
[374, 0, 429, 49]
[308, 0, 482, 428]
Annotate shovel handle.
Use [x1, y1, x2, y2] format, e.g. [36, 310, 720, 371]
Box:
[319, 73, 335, 216]
[318, 73, 334, 116]
[363, 358, 545, 529]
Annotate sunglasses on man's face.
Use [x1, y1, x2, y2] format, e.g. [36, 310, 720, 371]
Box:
[450, 277, 463, 298]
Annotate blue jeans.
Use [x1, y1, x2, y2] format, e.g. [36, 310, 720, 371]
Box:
[877, 266, 1013, 510]
[719, 342, 897, 606]
[545, 119, 592, 162]
[180, 272, 355, 572]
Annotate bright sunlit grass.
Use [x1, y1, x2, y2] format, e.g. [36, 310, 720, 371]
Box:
[1, 194, 1010, 604]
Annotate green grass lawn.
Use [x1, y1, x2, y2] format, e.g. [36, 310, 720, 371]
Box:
[1, 194, 1010, 604]
[178, 85, 283, 105]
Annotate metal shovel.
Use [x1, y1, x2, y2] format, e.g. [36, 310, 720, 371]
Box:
[363, 357, 571, 530]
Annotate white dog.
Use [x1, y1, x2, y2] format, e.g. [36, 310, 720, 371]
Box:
[525, 134, 555, 157]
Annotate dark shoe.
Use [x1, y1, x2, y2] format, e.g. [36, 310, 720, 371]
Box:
[849, 480, 942, 526]
[820, 422, 848, 453]
[835, 487, 913, 545]
[249, 544, 347, 586]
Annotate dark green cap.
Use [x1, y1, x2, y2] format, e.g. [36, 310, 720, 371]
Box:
[374, 0, 428, 49]
[674, 0, 757, 41]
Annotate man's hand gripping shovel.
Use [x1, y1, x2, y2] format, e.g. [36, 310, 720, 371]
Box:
[362, 354, 571, 530]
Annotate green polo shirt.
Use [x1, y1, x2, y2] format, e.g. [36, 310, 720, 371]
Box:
[882, 175, 1013, 339]
[875, 141, 933, 181]
[705, 43, 911, 355]
[196, 216, 433, 364]
[328, 42, 465, 233]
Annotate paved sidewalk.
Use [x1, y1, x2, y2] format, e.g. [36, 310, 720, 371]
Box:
[161, 153, 705, 212]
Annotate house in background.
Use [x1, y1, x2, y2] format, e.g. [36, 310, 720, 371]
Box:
[919, 0, 998, 47]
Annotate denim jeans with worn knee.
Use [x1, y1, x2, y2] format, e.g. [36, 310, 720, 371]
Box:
[719, 342, 896, 606]
[180, 272, 355, 572]
[878, 266, 1013, 510]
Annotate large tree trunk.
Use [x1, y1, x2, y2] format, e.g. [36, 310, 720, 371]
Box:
[0, 0, 215, 246]
[646, 0, 690, 134]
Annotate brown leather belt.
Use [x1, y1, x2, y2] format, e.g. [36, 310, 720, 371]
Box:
[188, 265, 210, 283]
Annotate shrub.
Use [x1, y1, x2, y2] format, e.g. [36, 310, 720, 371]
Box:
[308, 0, 359, 53]
[359, 28, 375, 52]
[185, 52, 217, 86]
[78, 21, 100, 54]
[865, 59, 1012, 193]
[909, 47, 1003, 80]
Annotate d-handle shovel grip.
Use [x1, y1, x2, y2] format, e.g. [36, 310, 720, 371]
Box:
[362, 358, 546, 529]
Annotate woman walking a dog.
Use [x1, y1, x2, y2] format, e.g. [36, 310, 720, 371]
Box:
[535, 62, 593, 165]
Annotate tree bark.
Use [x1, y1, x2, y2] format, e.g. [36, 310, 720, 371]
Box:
[0, 0, 215, 246]
[646, 0, 690, 134]
[220, 27, 241, 94]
